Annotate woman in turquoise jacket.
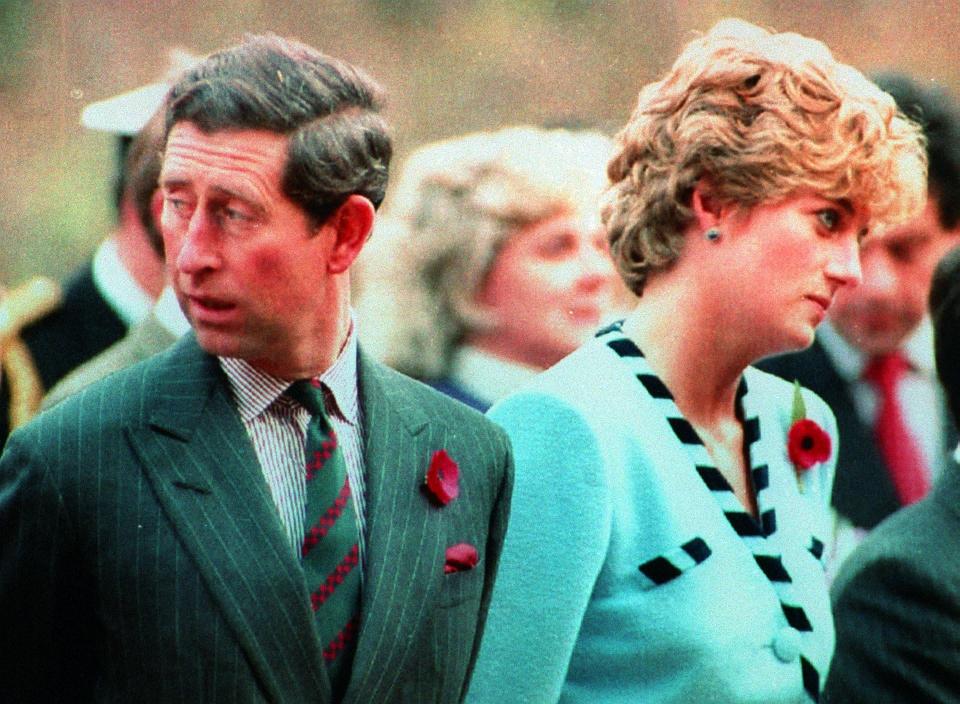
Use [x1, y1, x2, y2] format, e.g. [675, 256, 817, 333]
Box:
[467, 18, 926, 704]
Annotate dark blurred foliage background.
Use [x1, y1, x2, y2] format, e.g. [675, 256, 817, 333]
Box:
[1, 0, 958, 283]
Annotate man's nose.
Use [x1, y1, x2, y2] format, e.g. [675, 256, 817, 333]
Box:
[856, 250, 902, 296]
[175, 210, 221, 275]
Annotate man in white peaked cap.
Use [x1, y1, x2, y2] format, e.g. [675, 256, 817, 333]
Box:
[0, 50, 197, 445]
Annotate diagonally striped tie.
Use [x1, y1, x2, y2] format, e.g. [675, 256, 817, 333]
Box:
[287, 379, 361, 701]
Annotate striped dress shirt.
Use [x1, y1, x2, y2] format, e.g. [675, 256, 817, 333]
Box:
[219, 327, 367, 564]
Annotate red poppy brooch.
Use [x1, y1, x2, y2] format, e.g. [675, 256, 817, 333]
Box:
[424, 449, 460, 505]
[787, 382, 831, 490]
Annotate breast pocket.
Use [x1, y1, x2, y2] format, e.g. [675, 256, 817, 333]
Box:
[637, 536, 713, 590]
[437, 558, 485, 609]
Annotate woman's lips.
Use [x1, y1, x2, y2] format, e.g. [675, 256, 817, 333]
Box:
[806, 294, 831, 312]
[805, 294, 832, 323]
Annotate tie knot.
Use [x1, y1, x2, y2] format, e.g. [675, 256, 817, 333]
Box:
[863, 352, 911, 388]
[287, 378, 329, 418]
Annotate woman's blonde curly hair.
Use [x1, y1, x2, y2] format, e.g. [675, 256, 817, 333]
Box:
[357, 126, 613, 380]
[602, 18, 928, 296]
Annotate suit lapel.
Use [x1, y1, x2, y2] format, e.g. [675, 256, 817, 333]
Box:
[126, 335, 331, 702]
[344, 353, 446, 702]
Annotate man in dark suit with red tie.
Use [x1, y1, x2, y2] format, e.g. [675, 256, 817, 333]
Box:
[823, 243, 960, 703]
[759, 73, 960, 558]
[0, 34, 513, 703]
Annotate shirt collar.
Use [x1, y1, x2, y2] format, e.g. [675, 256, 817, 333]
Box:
[903, 317, 936, 374]
[818, 317, 936, 381]
[219, 317, 361, 426]
[152, 286, 191, 338]
[449, 345, 541, 407]
[91, 237, 154, 328]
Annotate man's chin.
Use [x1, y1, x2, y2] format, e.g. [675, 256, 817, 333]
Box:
[193, 329, 246, 360]
[843, 326, 912, 356]
[856, 337, 910, 357]
[831, 317, 915, 356]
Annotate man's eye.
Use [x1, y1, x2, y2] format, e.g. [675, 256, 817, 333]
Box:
[817, 209, 840, 231]
[889, 243, 918, 263]
[164, 196, 191, 216]
[224, 208, 250, 222]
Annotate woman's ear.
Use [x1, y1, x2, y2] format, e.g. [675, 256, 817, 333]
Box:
[690, 177, 723, 230]
[326, 195, 375, 274]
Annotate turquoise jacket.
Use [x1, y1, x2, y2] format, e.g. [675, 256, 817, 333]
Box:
[468, 334, 837, 703]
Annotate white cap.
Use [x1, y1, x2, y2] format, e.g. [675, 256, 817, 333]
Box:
[79, 49, 202, 136]
[80, 82, 170, 136]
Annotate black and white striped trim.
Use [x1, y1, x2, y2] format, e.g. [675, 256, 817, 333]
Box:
[637, 537, 712, 590]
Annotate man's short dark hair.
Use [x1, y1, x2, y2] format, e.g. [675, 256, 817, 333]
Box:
[125, 109, 167, 256]
[930, 244, 960, 426]
[166, 33, 392, 227]
[874, 72, 960, 229]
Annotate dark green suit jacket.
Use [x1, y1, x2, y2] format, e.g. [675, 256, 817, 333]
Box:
[0, 333, 513, 703]
[824, 464, 960, 703]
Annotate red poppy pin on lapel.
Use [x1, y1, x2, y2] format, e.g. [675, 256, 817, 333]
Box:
[787, 382, 831, 492]
[425, 449, 460, 505]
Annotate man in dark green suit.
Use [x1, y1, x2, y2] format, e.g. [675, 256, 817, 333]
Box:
[0, 34, 513, 703]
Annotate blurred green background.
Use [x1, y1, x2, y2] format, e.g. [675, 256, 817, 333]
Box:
[1, 0, 958, 284]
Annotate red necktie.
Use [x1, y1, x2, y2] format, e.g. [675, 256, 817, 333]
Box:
[862, 352, 930, 506]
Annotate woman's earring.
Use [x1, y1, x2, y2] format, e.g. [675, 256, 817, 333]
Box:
[704, 227, 721, 242]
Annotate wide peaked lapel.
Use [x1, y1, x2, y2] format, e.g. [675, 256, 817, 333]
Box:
[344, 352, 445, 702]
[125, 335, 331, 703]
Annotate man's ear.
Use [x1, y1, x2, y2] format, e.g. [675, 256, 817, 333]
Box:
[325, 195, 375, 274]
[150, 189, 164, 228]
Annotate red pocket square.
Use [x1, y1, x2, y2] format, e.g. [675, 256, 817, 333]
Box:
[444, 542, 478, 574]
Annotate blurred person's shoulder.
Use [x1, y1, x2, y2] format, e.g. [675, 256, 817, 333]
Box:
[9, 332, 200, 451]
[20, 261, 126, 389]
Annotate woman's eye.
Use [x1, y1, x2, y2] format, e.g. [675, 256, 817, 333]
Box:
[816, 209, 840, 231]
[538, 233, 577, 257]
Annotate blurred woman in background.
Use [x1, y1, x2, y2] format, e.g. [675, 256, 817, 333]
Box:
[356, 126, 622, 410]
